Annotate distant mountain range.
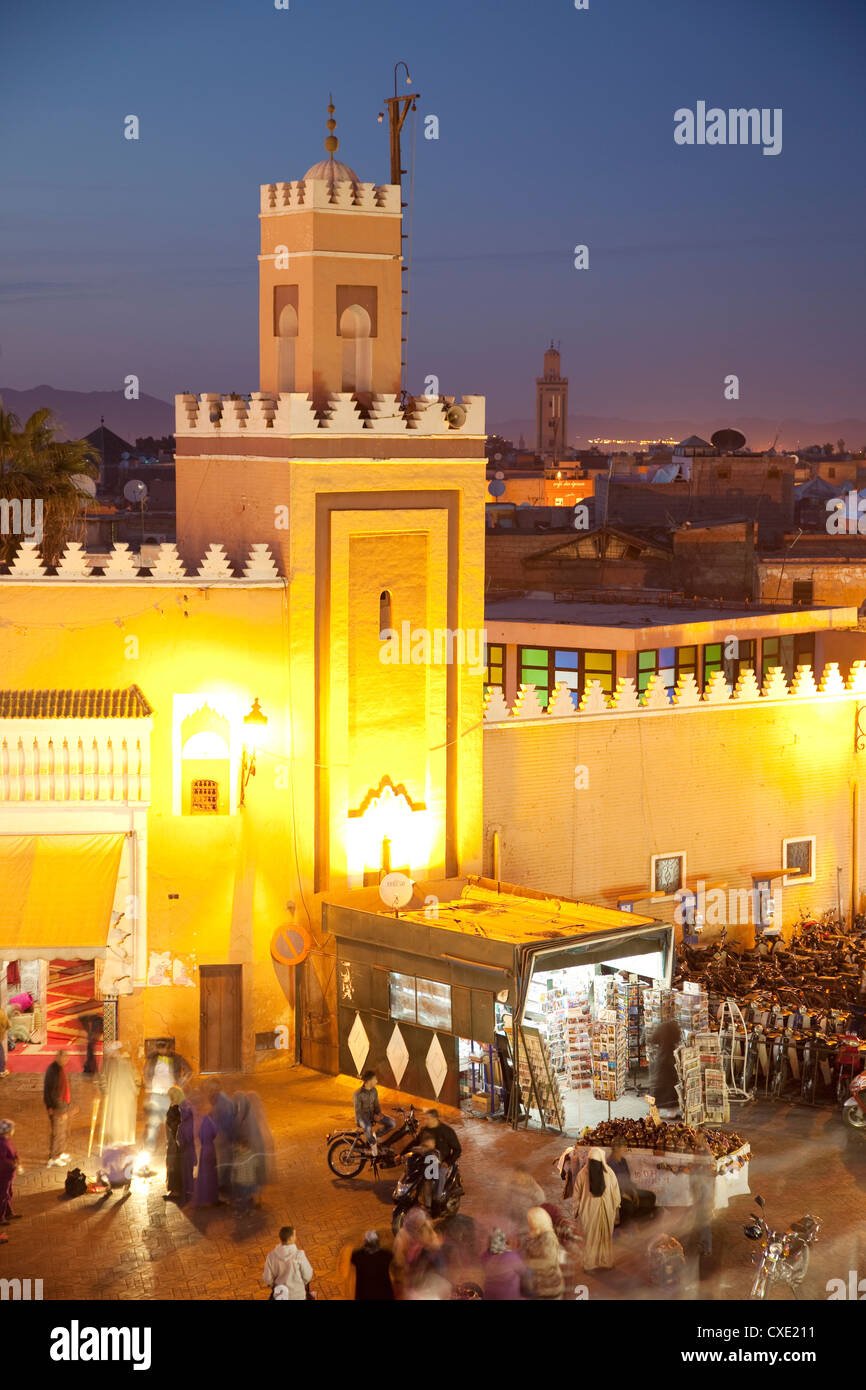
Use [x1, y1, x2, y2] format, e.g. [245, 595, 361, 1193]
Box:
[2, 387, 864, 455]
[493, 414, 866, 452]
[0, 386, 175, 443]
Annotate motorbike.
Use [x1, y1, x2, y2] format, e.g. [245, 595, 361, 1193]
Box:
[842, 1070, 866, 1132]
[743, 1195, 821, 1299]
[391, 1145, 464, 1233]
[325, 1105, 419, 1178]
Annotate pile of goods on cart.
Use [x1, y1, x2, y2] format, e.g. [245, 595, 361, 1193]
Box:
[577, 1116, 746, 1157]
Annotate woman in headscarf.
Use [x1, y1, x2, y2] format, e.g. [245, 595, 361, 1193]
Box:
[390, 1206, 445, 1299]
[522, 1206, 565, 1300]
[572, 1147, 620, 1271]
[540, 1201, 583, 1292]
[193, 1093, 220, 1207]
[176, 1093, 196, 1207]
[481, 1227, 524, 1301]
[164, 1086, 184, 1200]
[0, 1120, 22, 1226]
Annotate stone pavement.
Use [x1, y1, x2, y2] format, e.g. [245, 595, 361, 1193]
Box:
[0, 1065, 864, 1301]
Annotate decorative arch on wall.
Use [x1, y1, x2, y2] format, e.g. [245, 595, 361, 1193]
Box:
[173, 696, 243, 816]
[276, 301, 299, 393]
[339, 303, 372, 393]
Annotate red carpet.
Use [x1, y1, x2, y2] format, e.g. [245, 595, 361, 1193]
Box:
[5, 959, 102, 1074]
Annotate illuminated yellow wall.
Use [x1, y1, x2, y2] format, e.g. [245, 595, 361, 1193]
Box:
[0, 580, 296, 1072]
[483, 694, 865, 943]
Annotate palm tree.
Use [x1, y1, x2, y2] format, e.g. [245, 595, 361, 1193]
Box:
[0, 406, 98, 565]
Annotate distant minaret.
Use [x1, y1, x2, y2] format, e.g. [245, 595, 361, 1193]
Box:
[536, 342, 568, 457]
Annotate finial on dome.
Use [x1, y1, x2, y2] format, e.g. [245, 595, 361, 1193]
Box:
[324, 92, 339, 158]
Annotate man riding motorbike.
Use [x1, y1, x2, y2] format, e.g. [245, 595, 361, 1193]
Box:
[417, 1109, 462, 1207]
[353, 1069, 396, 1155]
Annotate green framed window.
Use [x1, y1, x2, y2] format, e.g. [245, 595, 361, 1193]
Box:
[518, 646, 615, 708]
[761, 634, 815, 685]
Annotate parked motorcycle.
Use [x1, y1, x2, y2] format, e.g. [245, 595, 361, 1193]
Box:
[325, 1105, 419, 1178]
[743, 1195, 821, 1299]
[391, 1145, 464, 1233]
[842, 1070, 866, 1132]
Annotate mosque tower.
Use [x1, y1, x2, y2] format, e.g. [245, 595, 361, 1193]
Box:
[174, 95, 487, 1072]
[536, 341, 568, 456]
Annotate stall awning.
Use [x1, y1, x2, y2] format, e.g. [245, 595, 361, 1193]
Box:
[0, 833, 125, 959]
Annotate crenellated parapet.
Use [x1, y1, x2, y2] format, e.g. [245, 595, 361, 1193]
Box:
[483, 662, 866, 724]
[0, 541, 283, 583]
[260, 179, 401, 214]
[174, 391, 485, 438]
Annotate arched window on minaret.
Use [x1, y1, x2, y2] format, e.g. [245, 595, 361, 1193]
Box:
[379, 588, 392, 636]
[340, 303, 372, 392]
[276, 301, 299, 393]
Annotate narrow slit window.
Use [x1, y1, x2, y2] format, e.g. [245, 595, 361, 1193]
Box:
[379, 589, 392, 636]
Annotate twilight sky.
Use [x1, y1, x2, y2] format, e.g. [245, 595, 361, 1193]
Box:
[1, 0, 864, 426]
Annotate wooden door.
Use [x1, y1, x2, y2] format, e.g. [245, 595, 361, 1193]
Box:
[199, 965, 242, 1074]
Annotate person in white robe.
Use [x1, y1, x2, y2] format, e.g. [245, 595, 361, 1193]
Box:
[572, 1146, 620, 1270]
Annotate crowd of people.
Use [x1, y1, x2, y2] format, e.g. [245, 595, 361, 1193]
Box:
[1, 1038, 668, 1294]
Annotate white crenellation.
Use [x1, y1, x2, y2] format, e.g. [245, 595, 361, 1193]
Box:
[56, 543, 92, 578]
[9, 543, 47, 578]
[0, 542, 289, 582]
[147, 543, 186, 579]
[174, 389, 485, 438]
[732, 668, 762, 703]
[102, 544, 140, 578]
[548, 682, 578, 717]
[260, 179, 400, 215]
[196, 544, 234, 580]
[243, 544, 280, 580]
[483, 665, 864, 725]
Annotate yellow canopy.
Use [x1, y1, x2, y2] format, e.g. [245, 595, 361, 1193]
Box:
[0, 833, 125, 959]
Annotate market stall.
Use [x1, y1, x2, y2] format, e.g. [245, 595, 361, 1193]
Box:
[564, 1119, 751, 1212]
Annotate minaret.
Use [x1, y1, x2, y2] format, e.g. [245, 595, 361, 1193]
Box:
[175, 92, 487, 1074]
[536, 342, 568, 457]
[258, 96, 403, 400]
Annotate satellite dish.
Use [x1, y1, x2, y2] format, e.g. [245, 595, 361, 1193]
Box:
[123, 479, 148, 504]
[446, 404, 467, 429]
[488, 479, 506, 497]
[72, 473, 97, 497]
[379, 871, 413, 910]
[711, 428, 746, 453]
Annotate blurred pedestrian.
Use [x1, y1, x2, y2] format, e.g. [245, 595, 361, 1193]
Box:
[101, 1045, 139, 1147]
[348, 1230, 394, 1301]
[481, 1228, 523, 1301]
[391, 1206, 445, 1299]
[177, 1094, 196, 1206]
[0, 1006, 9, 1077]
[522, 1207, 565, 1300]
[572, 1147, 620, 1271]
[194, 1095, 220, 1207]
[163, 1085, 184, 1200]
[0, 1120, 23, 1225]
[540, 1201, 583, 1292]
[649, 1020, 682, 1115]
[608, 1140, 656, 1223]
[142, 1043, 191, 1152]
[263, 1226, 313, 1301]
[43, 1048, 72, 1167]
[206, 1084, 234, 1196]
